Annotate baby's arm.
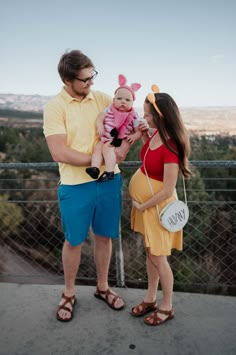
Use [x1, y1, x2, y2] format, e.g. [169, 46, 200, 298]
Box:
[96, 112, 106, 137]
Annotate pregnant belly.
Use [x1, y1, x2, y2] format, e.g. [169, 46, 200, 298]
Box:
[129, 169, 155, 203]
[129, 168, 178, 211]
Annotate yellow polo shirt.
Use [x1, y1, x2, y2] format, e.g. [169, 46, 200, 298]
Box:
[43, 88, 120, 184]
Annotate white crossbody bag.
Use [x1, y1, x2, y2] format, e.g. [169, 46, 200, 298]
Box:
[143, 145, 189, 233]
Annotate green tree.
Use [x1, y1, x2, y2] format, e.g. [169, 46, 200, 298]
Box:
[0, 194, 23, 239]
[3, 128, 52, 163]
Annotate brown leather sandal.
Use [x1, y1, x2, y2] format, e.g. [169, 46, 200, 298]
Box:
[130, 300, 157, 317]
[94, 287, 125, 310]
[56, 293, 76, 322]
[144, 307, 174, 326]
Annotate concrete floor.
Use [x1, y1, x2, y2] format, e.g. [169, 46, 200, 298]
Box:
[0, 283, 236, 355]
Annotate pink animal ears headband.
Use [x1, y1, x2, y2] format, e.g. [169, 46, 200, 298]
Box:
[114, 74, 141, 100]
[147, 84, 164, 118]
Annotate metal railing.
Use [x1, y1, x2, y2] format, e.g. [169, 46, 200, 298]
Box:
[0, 161, 235, 296]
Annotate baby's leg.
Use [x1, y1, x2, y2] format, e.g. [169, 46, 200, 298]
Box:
[91, 141, 103, 167]
[103, 143, 117, 172]
[86, 141, 103, 179]
[97, 143, 116, 182]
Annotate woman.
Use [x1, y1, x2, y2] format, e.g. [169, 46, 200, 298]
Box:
[129, 85, 192, 326]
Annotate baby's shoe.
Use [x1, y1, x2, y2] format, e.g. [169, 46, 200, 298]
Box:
[86, 167, 100, 179]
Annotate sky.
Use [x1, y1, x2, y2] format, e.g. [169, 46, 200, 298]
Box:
[0, 0, 235, 108]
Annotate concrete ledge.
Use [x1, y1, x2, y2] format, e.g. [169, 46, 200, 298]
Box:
[0, 283, 235, 355]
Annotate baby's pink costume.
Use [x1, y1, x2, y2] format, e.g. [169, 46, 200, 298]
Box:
[101, 104, 139, 144]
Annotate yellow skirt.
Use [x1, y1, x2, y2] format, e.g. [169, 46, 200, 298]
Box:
[129, 169, 183, 256]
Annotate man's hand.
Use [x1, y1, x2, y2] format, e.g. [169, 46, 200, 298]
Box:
[126, 130, 142, 144]
[115, 140, 131, 163]
[96, 112, 106, 137]
[126, 133, 136, 145]
[97, 124, 105, 137]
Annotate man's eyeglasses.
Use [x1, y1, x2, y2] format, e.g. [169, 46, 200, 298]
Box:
[74, 70, 98, 84]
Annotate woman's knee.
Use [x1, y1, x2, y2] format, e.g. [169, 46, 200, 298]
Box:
[148, 253, 168, 268]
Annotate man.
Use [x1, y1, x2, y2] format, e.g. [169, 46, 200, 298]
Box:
[43, 50, 129, 322]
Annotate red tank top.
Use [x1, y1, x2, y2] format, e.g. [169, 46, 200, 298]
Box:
[140, 131, 179, 181]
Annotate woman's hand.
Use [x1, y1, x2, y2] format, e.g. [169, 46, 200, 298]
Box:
[138, 119, 150, 142]
[132, 199, 145, 212]
[138, 119, 149, 134]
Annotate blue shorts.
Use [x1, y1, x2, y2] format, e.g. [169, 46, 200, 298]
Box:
[58, 173, 122, 246]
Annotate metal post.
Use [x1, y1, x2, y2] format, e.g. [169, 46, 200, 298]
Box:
[115, 222, 126, 287]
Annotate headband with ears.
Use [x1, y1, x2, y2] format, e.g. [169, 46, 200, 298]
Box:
[147, 84, 164, 118]
[114, 74, 141, 100]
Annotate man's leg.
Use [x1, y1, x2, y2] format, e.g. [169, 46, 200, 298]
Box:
[57, 183, 96, 320]
[93, 174, 124, 309]
[57, 240, 82, 320]
[94, 235, 111, 290]
[94, 234, 124, 309]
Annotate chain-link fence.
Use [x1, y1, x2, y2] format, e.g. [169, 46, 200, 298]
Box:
[0, 161, 235, 296]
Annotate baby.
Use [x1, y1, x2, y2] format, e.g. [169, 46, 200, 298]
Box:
[86, 75, 142, 182]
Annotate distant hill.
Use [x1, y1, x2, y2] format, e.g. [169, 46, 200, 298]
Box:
[0, 93, 235, 135]
[135, 106, 236, 136]
[180, 107, 235, 136]
[0, 93, 50, 112]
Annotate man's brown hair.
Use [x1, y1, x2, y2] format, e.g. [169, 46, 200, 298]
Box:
[58, 50, 94, 83]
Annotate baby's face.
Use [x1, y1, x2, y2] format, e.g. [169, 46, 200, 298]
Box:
[113, 88, 134, 112]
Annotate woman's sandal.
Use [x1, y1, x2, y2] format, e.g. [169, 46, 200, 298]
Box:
[130, 300, 157, 317]
[144, 307, 174, 326]
[56, 293, 77, 322]
[94, 287, 125, 310]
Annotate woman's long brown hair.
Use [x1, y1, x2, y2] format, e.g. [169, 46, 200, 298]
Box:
[145, 93, 192, 178]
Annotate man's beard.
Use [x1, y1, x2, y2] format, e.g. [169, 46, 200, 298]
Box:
[71, 83, 90, 98]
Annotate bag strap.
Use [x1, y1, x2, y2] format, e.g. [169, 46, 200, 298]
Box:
[143, 144, 188, 218]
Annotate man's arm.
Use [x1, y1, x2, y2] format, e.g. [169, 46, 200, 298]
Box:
[125, 127, 142, 145]
[46, 134, 91, 166]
